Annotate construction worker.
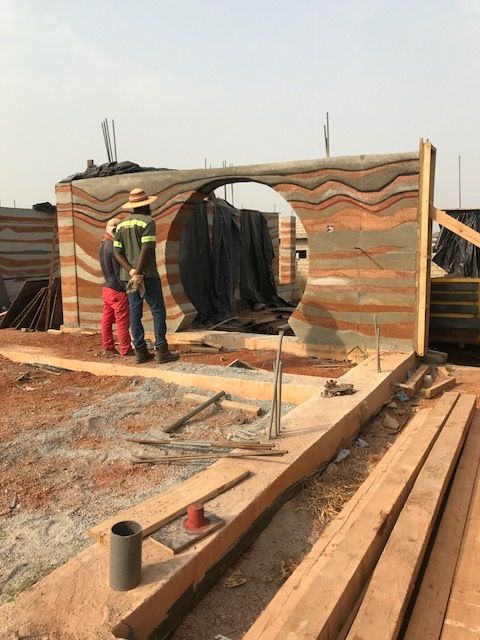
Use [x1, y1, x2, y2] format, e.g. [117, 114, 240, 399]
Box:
[113, 188, 178, 364]
[99, 218, 132, 356]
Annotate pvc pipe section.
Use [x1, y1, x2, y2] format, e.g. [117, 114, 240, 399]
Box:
[109, 520, 142, 591]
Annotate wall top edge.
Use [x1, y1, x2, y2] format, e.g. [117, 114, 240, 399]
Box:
[55, 150, 420, 191]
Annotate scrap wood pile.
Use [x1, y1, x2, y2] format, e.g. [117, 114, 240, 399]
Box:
[209, 306, 295, 335]
[0, 277, 63, 331]
[244, 389, 480, 640]
[171, 335, 225, 354]
[0, 223, 62, 332]
[393, 360, 456, 399]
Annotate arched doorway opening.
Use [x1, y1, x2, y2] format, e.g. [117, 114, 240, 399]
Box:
[169, 180, 303, 335]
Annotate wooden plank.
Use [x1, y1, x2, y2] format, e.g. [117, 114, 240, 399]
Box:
[149, 511, 225, 555]
[244, 393, 460, 640]
[440, 434, 480, 640]
[50, 278, 63, 329]
[87, 459, 249, 544]
[416, 139, 435, 356]
[184, 392, 262, 416]
[430, 304, 478, 314]
[43, 223, 58, 330]
[0, 279, 47, 328]
[31, 289, 48, 330]
[431, 317, 480, 330]
[432, 208, 480, 250]
[393, 364, 429, 396]
[12, 288, 45, 328]
[421, 377, 457, 399]
[431, 292, 478, 302]
[431, 281, 479, 292]
[404, 412, 480, 640]
[346, 393, 476, 640]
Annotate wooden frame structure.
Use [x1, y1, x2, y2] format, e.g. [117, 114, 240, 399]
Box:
[416, 139, 436, 356]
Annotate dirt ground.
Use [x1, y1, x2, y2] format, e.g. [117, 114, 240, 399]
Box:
[0, 351, 265, 604]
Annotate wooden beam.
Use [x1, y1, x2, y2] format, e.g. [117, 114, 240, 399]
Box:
[393, 364, 429, 396]
[440, 424, 480, 639]
[420, 376, 457, 399]
[346, 394, 476, 640]
[87, 459, 249, 544]
[431, 208, 480, 250]
[244, 394, 459, 640]
[184, 392, 262, 416]
[416, 139, 436, 357]
[404, 412, 480, 640]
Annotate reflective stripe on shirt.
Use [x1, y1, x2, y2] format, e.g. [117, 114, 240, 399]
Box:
[117, 219, 148, 230]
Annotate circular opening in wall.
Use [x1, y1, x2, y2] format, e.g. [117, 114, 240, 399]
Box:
[175, 181, 307, 335]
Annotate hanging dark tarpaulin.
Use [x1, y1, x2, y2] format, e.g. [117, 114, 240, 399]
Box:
[433, 210, 480, 277]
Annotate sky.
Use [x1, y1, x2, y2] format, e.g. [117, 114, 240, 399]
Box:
[1, 0, 479, 213]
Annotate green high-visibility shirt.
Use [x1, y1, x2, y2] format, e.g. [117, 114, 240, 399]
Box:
[113, 213, 159, 281]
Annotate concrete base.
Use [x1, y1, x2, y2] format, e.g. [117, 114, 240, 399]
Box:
[0, 344, 322, 404]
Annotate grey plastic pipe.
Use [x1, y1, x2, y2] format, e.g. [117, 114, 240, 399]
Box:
[109, 520, 142, 591]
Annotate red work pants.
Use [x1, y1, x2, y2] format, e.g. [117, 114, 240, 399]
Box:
[101, 287, 131, 355]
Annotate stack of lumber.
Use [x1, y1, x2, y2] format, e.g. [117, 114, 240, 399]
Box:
[394, 362, 457, 399]
[209, 307, 295, 335]
[0, 277, 63, 331]
[244, 391, 479, 640]
[0, 222, 62, 332]
[173, 336, 224, 354]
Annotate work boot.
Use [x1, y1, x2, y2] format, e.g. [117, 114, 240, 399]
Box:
[155, 343, 179, 364]
[134, 343, 154, 364]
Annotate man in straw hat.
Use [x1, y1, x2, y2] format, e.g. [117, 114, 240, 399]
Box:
[113, 188, 178, 364]
[99, 217, 132, 357]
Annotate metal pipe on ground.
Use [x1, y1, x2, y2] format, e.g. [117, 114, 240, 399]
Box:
[126, 437, 271, 450]
[163, 390, 226, 433]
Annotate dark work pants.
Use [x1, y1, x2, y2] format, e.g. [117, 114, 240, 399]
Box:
[127, 277, 167, 349]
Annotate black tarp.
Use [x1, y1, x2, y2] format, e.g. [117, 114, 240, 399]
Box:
[433, 210, 480, 277]
[240, 209, 283, 306]
[33, 202, 56, 214]
[59, 161, 172, 183]
[179, 198, 285, 325]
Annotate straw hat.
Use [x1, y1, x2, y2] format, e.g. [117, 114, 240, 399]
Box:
[122, 188, 158, 210]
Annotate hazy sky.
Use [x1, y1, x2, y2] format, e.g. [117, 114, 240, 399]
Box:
[1, 0, 479, 213]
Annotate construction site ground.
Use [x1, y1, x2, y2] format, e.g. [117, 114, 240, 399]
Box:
[1, 330, 479, 639]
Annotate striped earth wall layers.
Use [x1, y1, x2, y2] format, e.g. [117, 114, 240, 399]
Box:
[279, 216, 296, 285]
[56, 149, 426, 354]
[0, 206, 58, 300]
